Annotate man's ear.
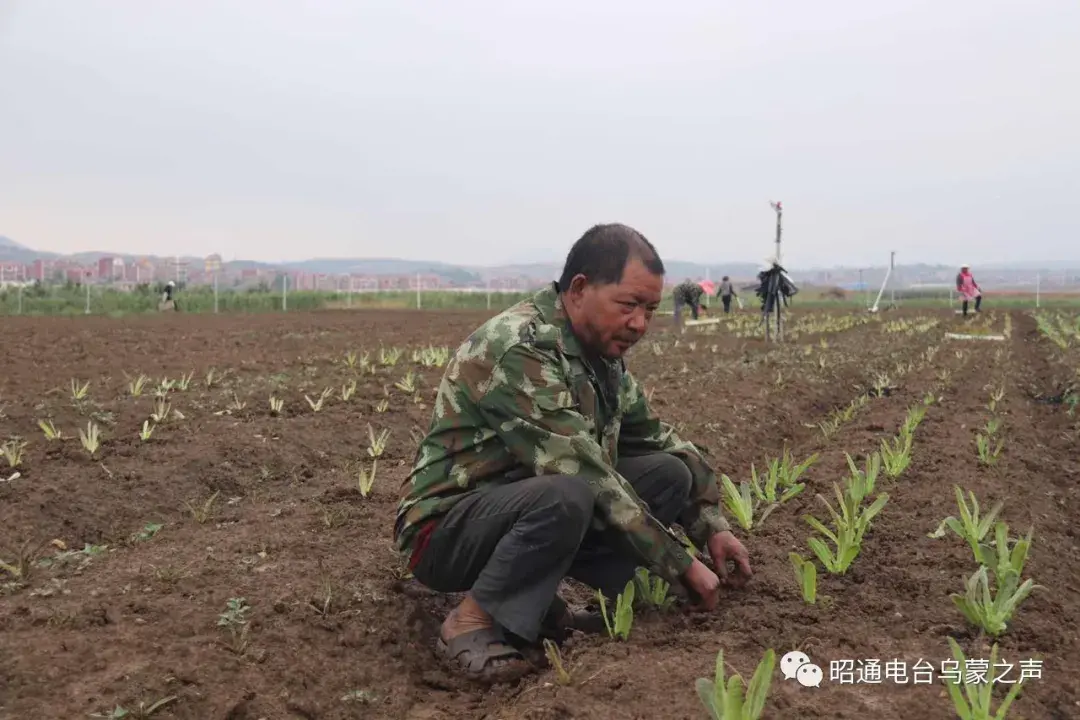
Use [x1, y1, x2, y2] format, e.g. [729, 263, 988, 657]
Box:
[564, 274, 590, 302]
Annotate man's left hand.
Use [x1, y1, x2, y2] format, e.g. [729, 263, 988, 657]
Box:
[706, 531, 752, 588]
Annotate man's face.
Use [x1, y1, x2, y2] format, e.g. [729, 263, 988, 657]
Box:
[564, 257, 663, 359]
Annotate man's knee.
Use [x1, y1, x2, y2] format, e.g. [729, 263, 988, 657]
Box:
[522, 475, 595, 543]
[619, 453, 692, 507]
[652, 454, 693, 502]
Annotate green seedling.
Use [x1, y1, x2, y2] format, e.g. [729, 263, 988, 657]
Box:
[543, 639, 574, 686]
[750, 460, 805, 506]
[695, 647, 775, 720]
[357, 459, 378, 497]
[155, 378, 176, 397]
[139, 420, 155, 441]
[943, 637, 1024, 720]
[597, 579, 635, 641]
[127, 373, 148, 397]
[217, 597, 251, 655]
[951, 565, 1039, 637]
[976, 433, 1004, 466]
[633, 567, 674, 611]
[977, 522, 1033, 590]
[184, 490, 219, 524]
[150, 397, 170, 423]
[394, 369, 417, 393]
[38, 419, 62, 440]
[176, 371, 194, 391]
[720, 475, 774, 531]
[90, 695, 178, 719]
[70, 378, 90, 402]
[804, 484, 889, 574]
[880, 433, 913, 478]
[304, 386, 333, 412]
[367, 425, 390, 458]
[2, 439, 27, 468]
[79, 421, 101, 457]
[844, 452, 881, 504]
[928, 486, 1003, 564]
[904, 402, 929, 434]
[341, 379, 357, 401]
[378, 346, 403, 366]
[789, 552, 817, 604]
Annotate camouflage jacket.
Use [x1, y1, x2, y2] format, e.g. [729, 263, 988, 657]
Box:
[394, 283, 730, 584]
[673, 280, 704, 306]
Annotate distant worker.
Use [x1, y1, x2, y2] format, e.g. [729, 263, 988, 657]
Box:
[717, 276, 738, 314]
[672, 278, 705, 328]
[955, 264, 981, 317]
[160, 281, 178, 311]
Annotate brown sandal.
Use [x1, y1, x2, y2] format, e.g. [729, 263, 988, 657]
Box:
[435, 626, 533, 684]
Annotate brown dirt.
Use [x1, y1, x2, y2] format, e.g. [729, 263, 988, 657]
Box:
[1, 307, 1078, 719]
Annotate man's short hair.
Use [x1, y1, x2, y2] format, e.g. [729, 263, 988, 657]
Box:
[557, 223, 665, 290]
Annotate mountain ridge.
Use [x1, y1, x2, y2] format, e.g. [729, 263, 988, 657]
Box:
[2, 235, 1077, 283]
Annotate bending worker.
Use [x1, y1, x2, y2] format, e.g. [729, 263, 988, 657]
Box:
[393, 223, 751, 684]
[956, 264, 982, 317]
[672, 278, 706, 327]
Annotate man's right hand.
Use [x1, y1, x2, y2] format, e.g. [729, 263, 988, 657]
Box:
[682, 558, 721, 611]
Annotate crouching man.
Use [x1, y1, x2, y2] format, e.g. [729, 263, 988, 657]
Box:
[393, 223, 752, 684]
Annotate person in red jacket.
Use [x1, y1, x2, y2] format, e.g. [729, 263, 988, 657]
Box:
[956, 264, 982, 317]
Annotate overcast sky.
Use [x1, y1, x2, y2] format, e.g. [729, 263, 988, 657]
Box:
[1, 1, 1077, 268]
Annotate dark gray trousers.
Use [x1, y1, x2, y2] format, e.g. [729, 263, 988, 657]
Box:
[411, 453, 693, 643]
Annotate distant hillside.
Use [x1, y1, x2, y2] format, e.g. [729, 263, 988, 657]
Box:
[2, 234, 1078, 285]
[286, 257, 482, 285]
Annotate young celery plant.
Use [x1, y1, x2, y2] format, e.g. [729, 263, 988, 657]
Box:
[977, 521, 1033, 591]
[633, 567, 674, 611]
[950, 565, 1040, 637]
[788, 553, 817, 604]
[975, 433, 1004, 465]
[720, 475, 776, 531]
[843, 452, 881, 504]
[597, 579, 635, 641]
[879, 433, 913, 478]
[943, 637, 1025, 720]
[928, 486, 1003, 564]
[803, 484, 889, 574]
[696, 647, 776, 720]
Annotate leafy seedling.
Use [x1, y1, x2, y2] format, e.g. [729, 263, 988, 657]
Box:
[597, 579, 635, 641]
[696, 647, 775, 720]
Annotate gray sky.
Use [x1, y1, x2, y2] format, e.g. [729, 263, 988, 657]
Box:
[1, 0, 1077, 268]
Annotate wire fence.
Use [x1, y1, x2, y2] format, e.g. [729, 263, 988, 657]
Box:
[1, 282, 1077, 317]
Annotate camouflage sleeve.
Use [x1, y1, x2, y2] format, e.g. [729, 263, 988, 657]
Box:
[476, 343, 694, 584]
[617, 371, 731, 548]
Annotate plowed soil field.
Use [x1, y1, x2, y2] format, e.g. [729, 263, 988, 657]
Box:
[1, 306, 1077, 719]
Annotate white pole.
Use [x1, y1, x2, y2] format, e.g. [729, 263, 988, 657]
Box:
[282, 274, 288, 311]
[1036, 272, 1040, 308]
[870, 263, 892, 312]
[85, 280, 91, 314]
[889, 251, 896, 306]
[486, 279, 491, 310]
[17, 282, 22, 314]
[416, 272, 421, 309]
[347, 277, 353, 308]
[213, 271, 219, 313]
